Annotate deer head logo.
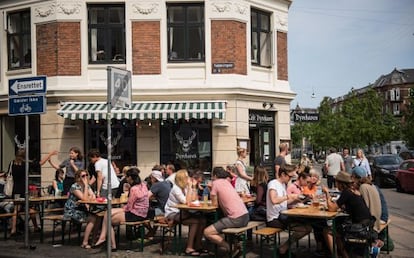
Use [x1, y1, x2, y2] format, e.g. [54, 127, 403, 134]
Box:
[100, 131, 122, 148]
[14, 135, 25, 150]
[175, 130, 196, 153]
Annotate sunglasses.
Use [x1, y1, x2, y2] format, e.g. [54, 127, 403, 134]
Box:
[81, 174, 88, 178]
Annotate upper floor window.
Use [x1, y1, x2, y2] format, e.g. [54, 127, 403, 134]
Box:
[251, 8, 271, 67]
[88, 4, 125, 64]
[167, 3, 204, 62]
[7, 10, 31, 70]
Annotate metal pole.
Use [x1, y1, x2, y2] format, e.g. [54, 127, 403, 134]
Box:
[24, 115, 29, 247]
[106, 67, 112, 258]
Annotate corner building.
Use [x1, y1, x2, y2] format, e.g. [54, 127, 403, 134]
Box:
[0, 0, 295, 185]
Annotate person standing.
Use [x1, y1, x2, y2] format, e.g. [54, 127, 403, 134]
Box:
[342, 147, 354, 174]
[324, 147, 345, 189]
[353, 149, 372, 179]
[165, 164, 176, 186]
[9, 149, 40, 236]
[46, 147, 84, 195]
[87, 149, 120, 198]
[234, 147, 252, 194]
[274, 143, 289, 179]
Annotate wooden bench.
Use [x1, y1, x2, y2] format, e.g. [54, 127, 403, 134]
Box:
[378, 219, 391, 254]
[152, 217, 178, 254]
[253, 227, 283, 258]
[119, 220, 151, 251]
[0, 210, 40, 240]
[222, 221, 265, 258]
[42, 214, 71, 245]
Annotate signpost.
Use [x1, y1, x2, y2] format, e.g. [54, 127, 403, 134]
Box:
[8, 75, 47, 248]
[105, 67, 131, 258]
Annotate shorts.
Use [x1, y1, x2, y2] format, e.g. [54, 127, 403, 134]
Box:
[125, 211, 146, 222]
[213, 213, 249, 233]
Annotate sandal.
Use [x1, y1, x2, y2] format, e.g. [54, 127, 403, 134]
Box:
[185, 250, 201, 256]
[81, 244, 91, 249]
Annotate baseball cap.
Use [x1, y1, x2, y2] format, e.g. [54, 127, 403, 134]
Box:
[151, 170, 164, 182]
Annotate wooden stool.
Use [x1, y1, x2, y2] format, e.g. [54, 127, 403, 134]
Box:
[120, 220, 150, 251]
[153, 218, 178, 255]
[253, 227, 283, 258]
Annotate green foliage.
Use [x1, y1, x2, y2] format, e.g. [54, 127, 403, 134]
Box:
[293, 88, 402, 152]
[402, 95, 414, 147]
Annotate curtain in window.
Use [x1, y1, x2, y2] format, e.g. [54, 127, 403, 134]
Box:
[90, 11, 98, 61]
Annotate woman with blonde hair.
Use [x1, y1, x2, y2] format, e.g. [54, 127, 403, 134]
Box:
[164, 169, 206, 256]
[353, 149, 371, 178]
[63, 169, 97, 249]
[234, 147, 252, 194]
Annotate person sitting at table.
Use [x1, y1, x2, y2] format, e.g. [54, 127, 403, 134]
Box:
[93, 167, 149, 251]
[249, 166, 268, 221]
[63, 169, 97, 249]
[146, 169, 172, 237]
[204, 166, 249, 257]
[323, 171, 373, 258]
[351, 167, 384, 247]
[302, 168, 320, 197]
[164, 169, 207, 256]
[266, 164, 312, 257]
[286, 171, 310, 208]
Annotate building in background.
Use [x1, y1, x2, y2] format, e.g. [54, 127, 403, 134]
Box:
[0, 0, 295, 186]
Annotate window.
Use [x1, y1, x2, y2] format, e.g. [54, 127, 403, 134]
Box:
[251, 8, 271, 67]
[7, 10, 31, 70]
[88, 4, 125, 64]
[85, 119, 137, 172]
[167, 3, 204, 62]
[160, 119, 211, 172]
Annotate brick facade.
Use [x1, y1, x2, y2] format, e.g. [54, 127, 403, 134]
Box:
[37, 22, 81, 76]
[211, 20, 246, 75]
[277, 31, 288, 81]
[132, 21, 161, 75]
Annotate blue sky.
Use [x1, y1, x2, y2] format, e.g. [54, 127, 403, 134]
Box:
[288, 0, 414, 108]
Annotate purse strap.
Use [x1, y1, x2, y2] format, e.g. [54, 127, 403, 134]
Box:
[7, 161, 13, 176]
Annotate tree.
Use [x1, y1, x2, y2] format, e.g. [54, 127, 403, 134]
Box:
[402, 94, 414, 147]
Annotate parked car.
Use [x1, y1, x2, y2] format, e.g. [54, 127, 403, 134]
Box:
[399, 150, 414, 160]
[396, 159, 414, 192]
[369, 154, 403, 187]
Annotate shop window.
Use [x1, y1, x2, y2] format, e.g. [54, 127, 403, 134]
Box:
[167, 3, 205, 62]
[160, 119, 211, 172]
[88, 4, 126, 64]
[7, 9, 31, 70]
[251, 8, 271, 67]
[85, 119, 136, 172]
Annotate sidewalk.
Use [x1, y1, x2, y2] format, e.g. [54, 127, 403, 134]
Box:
[0, 222, 406, 258]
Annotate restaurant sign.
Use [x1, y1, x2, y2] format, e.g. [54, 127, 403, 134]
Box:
[249, 112, 274, 125]
[293, 112, 319, 122]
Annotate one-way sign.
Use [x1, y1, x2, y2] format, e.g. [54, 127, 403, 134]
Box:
[9, 76, 46, 96]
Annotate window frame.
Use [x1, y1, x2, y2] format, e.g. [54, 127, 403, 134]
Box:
[7, 9, 31, 70]
[251, 8, 272, 68]
[167, 3, 205, 62]
[87, 4, 126, 64]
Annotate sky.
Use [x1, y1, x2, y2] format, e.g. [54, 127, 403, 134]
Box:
[288, 0, 414, 108]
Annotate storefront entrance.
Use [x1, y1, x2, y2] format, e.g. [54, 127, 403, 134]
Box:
[249, 111, 275, 178]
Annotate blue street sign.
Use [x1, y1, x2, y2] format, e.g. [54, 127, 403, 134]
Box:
[9, 76, 47, 96]
[8, 95, 46, 116]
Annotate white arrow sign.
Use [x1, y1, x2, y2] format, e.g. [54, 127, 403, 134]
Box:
[9, 76, 47, 96]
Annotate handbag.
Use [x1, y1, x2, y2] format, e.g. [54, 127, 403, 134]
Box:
[342, 218, 377, 243]
[4, 162, 14, 197]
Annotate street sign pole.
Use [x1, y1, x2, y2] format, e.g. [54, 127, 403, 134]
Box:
[106, 67, 113, 258]
[24, 115, 29, 248]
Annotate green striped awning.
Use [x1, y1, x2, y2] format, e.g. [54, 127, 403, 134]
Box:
[57, 101, 226, 120]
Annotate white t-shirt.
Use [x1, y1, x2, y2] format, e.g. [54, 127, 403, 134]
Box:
[95, 158, 120, 190]
[266, 179, 287, 222]
[325, 153, 344, 176]
[164, 184, 186, 219]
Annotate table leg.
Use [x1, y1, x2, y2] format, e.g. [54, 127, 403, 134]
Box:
[332, 219, 337, 258]
[40, 201, 45, 243]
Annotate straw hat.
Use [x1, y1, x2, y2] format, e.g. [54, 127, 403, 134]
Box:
[335, 171, 353, 183]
